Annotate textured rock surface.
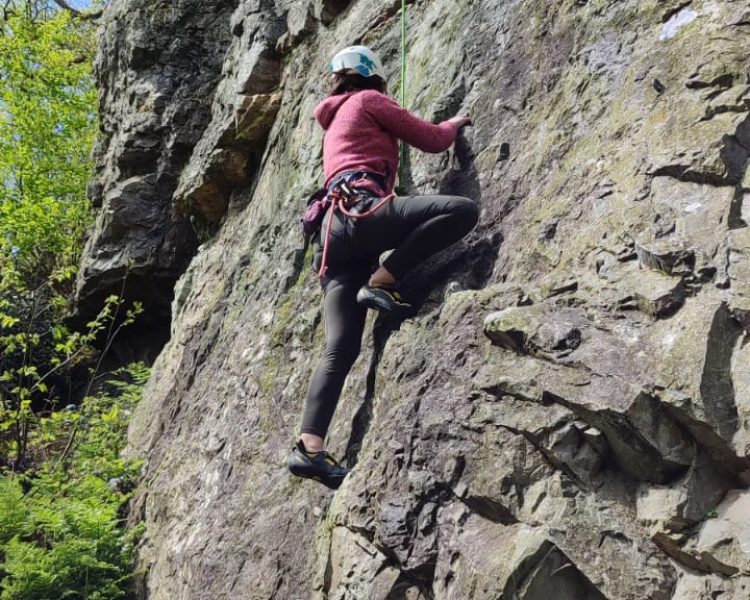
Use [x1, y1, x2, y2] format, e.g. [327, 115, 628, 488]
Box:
[74, 0, 239, 323]
[82, 0, 750, 597]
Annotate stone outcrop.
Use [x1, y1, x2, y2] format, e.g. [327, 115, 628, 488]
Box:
[80, 0, 750, 597]
[74, 0, 241, 325]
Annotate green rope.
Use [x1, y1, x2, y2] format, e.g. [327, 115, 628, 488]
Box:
[398, 0, 407, 187]
[400, 0, 407, 107]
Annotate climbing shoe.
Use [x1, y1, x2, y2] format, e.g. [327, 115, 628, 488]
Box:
[356, 284, 413, 314]
[288, 440, 349, 490]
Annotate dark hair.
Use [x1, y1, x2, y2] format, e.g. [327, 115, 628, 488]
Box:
[327, 72, 386, 96]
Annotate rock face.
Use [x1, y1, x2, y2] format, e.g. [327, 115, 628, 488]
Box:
[84, 0, 750, 597]
[74, 0, 240, 324]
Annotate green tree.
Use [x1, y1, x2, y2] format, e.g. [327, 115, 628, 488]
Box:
[0, 2, 103, 469]
[0, 4, 147, 599]
[0, 4, 97, 283]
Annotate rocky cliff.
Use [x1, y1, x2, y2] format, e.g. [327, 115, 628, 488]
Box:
[80, 0, 750, 598]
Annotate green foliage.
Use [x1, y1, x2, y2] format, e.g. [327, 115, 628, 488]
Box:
[0, 7, 147, 599]
[0, 7, 97, 281]
[0, 0, 103, 471]
[0, 363, 149, 600]
[0, 292, 143, 470]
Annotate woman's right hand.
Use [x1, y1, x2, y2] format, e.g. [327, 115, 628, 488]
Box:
[447, 115, 472, 129]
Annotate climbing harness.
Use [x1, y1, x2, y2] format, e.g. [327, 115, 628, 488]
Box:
[316, 173, 395, 279]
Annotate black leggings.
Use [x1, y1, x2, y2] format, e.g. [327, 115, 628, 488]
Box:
[300, 194, 479, 437]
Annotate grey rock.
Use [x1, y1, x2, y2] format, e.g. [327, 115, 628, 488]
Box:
[629, 270, 686, 318]
[691, 489, 750, 575]
[75, 0, 241, 325]
[483, 305, 582, 357]
[173, 6, 287, 222]
[77, 0, 750, 598]
[671, 572, 750, 600]
[635, 237, 695, 277]
[728, 228, 750, 331]
[637, 452, 733, 534]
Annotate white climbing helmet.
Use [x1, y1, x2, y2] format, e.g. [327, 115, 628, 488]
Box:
[328, 45, 386, 81]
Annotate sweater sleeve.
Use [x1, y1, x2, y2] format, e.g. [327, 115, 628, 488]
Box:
[361, 91, 459, 153]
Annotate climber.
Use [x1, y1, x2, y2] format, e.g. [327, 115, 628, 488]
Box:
[288, 45, 478, 489]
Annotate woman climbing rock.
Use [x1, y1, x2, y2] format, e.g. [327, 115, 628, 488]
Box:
[288, 46, 478, 489]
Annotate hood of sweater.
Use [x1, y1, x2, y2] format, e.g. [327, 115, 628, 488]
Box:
[313, 92, 357, 130]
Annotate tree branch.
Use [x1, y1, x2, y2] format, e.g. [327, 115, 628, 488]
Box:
[51, 0, 103, 20]
[2, 0, 15, 21]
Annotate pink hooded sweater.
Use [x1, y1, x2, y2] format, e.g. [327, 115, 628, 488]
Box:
[313, 89, 459, 193]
